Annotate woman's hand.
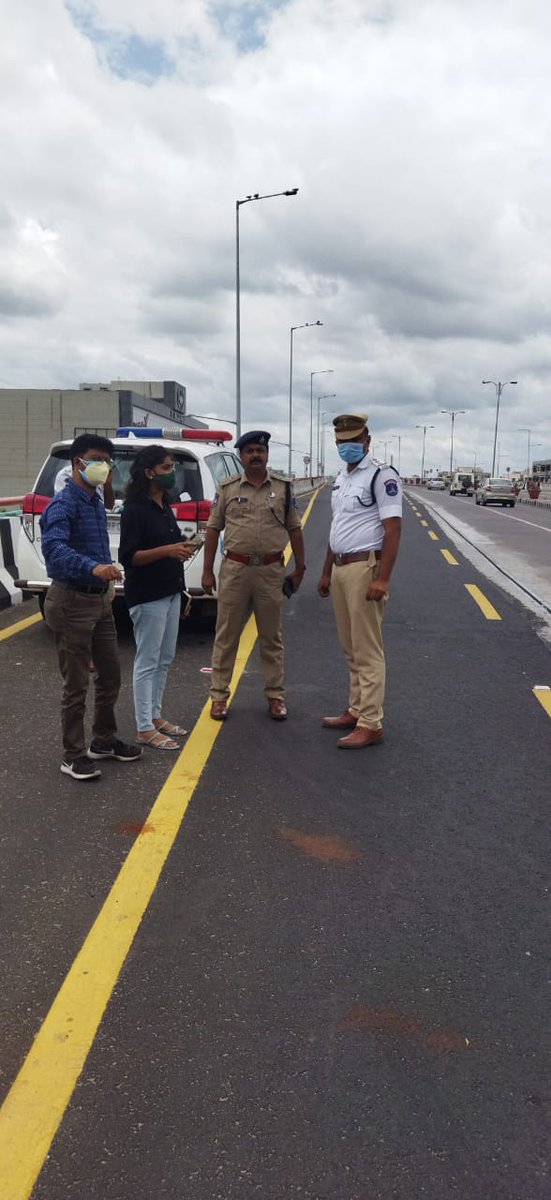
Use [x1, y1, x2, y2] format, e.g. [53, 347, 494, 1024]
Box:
[166, 542, 195, 560]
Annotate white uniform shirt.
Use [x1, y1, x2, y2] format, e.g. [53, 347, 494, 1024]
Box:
[329, 456, 402, 554]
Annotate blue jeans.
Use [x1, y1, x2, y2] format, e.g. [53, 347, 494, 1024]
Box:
[129, 593, 181, 731]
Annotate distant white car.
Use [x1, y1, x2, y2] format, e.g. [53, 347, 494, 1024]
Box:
[427, 478, 446, 490]
[17, 426, 242, 616]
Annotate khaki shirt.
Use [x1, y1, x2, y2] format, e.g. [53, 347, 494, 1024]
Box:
[207, 470, 302, 555]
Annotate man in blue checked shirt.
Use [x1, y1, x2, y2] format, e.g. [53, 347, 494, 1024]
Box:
[41, 434, 141, 782]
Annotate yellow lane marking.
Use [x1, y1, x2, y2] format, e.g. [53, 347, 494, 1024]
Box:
[420, 519, 428, 526]
[464, 584, 502, 620]
[0, 612, 42, 642]
[533, 686, 551, 719]
[0, 490, 320, 1199]
[428, 530, 439, 541]
[441, 549, 458, 565]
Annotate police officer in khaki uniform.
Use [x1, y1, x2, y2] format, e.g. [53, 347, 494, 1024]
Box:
[202, 430, 306, 721]
[318, 413, 402, 748]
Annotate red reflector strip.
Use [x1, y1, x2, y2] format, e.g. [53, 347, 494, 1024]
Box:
[171, 502, 197, 520]
[170, 499, 213, 521]
[22, 494, 51, 514]
[197, 500, 212, 521]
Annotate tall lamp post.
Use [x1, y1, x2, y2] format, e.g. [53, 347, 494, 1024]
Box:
[482, 379, 517, 476]
[517, 428, 542, 475]
[391, 435, 402, 473]
[288, 321, 323, 474]
[310, 369, 333, 476]
[415, 424, 434, 481]
[235, 187, 298, 439]
[316, 393, 336, 473]
[441, 409, 465, 475]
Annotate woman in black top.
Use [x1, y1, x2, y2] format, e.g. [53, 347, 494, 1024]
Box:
[119, 447, 195, 750]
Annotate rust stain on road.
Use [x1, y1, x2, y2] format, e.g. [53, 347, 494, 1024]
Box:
[114, 821, 155, 836]
[338, 1005, 468, 1053]
[278, 827, 363, 862]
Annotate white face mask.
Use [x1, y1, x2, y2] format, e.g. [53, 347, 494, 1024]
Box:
[79, 459, 111, 486]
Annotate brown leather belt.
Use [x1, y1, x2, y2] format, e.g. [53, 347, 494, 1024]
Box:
[225, 550, 284, 566]
[334, 550, 381, 566]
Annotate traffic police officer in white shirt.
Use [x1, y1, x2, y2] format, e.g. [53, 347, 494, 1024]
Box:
[318, 413, 402, 748]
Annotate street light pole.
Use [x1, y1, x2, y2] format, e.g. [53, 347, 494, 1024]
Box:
[441, 409, 465, 476]
[391, 435, 402, 473]
[415, 424, 434, 481]
[482, 379, 517, 476]
[316, 394, 336, 473]
[288, 321, 323, 475]
[235, 187, 298, 440]
[517, 427, 537, 475]
[310, 369, 333, 477]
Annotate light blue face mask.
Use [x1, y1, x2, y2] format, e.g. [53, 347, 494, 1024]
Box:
[337, 441, 366, 464]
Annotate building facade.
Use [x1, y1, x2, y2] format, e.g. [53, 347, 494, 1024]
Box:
[0, 379, 197, 494]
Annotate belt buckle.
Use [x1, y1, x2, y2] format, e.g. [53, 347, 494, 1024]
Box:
[250, 552, 262, 566]
[335, 553, 344, 566]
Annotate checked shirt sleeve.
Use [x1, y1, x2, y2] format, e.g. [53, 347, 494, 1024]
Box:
[40, 498, 100, 580]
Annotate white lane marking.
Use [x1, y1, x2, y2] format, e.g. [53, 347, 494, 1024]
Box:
[478, 508, 551, 534]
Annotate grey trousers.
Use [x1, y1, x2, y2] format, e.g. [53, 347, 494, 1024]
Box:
[44, 582, 121, 761]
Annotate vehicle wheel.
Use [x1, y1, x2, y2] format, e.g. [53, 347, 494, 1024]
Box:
[38, 593, 46, 619]
[509, 501, 515, 508]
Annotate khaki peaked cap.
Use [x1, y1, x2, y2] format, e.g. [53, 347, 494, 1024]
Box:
[333, 413, 369, 441]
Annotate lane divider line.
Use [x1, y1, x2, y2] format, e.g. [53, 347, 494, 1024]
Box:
[428, 530, 439, 541]
[0, 612, 42, 643]
[533, 686, 551, 719]
[420, 519, 428, 527]
[464, 584, 502, 621]
[441, 549, 459, 565]
[0, 489, 320, 1200]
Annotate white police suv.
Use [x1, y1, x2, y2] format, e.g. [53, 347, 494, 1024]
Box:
[17, 426, 241, 615]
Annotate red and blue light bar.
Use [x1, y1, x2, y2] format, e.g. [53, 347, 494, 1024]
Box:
[116, 427, 232, 441]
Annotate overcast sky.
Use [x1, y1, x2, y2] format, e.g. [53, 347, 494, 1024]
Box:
[2, 0, 551, 474]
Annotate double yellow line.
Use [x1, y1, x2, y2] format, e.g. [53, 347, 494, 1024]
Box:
[0, 489, 320, 1200]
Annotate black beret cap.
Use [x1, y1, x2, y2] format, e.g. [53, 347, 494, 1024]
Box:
[235, 429, 271, 452]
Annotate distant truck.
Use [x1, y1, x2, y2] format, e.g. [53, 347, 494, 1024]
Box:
[450, 470, 475, 496]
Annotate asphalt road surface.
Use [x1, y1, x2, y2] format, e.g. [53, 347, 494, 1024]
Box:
[0, 487, 549, 1200]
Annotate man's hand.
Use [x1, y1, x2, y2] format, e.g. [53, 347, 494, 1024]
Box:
[201, 569, 217, 595]
[287, 565, 306, 593]
[318, 572, 332, 598]
[92, 563, 123, 581]
[366, 578, 388, 602]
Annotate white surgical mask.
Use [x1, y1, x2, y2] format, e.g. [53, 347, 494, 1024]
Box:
[79, 460, 111, 486]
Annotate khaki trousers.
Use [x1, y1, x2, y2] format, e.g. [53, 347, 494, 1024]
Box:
[331, 555, 387, 731]
[210, 558, 285, 701]
[44, 582, 121, 761]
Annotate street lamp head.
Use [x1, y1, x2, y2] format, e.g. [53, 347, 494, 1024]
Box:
[509, 380, 518, 385]
[284, 188, 299, 196]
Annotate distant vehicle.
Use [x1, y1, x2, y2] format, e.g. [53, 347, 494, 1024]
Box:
[16, 427, 242, 616]
[427, 477, 446, 490]
[475, 478, 516, 508]
[450, 471, 475, 496]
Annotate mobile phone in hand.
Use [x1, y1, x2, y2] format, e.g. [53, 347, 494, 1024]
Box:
[282, 577, 295, 599]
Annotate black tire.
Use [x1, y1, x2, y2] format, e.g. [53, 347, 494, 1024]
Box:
[38, 593, 46, 619]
